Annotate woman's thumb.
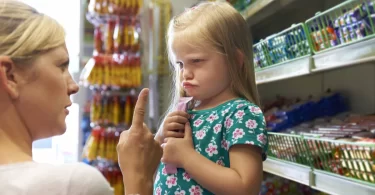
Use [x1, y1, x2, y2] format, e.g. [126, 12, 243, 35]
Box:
[184, 122, 193, 139]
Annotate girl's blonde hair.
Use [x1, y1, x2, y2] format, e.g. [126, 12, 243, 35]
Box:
[161, 1, 260, 127]
[0, 0, 65, 65]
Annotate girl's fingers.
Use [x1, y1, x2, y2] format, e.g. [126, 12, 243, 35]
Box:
[165, 131, 185, 138]
[167, 122, 185, 131]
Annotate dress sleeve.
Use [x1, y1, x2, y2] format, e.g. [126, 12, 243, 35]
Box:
[224, 104, 268, 160]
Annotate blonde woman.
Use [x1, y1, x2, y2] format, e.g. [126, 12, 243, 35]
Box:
[154, 2, 268, 195]
[0, 1, 161, 194]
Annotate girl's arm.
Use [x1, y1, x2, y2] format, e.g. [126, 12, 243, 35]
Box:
[183, 144, 263, 195]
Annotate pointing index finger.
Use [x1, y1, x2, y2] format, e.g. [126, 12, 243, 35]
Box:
[131, 88, 149, 128]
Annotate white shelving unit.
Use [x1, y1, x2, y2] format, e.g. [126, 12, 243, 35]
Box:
[263, 158, 311, 186]
[255, 56, 312, 84]
[245, 1, 375, 195]
[264, 159, 375, 195]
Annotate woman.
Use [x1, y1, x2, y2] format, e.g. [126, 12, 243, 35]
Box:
[0, 0, 161, 194]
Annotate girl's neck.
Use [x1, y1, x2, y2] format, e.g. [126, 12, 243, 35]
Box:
[194, 88, 238, 111]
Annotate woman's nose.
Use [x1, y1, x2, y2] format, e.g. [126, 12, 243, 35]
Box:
[67, 76, 79, 95]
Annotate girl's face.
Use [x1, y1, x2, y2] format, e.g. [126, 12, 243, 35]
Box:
[13, 45, 79, 140]
[173, 38, 236, 108]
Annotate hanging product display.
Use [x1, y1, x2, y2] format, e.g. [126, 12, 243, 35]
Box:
[81, 0, 144, 193]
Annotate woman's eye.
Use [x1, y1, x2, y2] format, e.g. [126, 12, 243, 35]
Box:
[59, 64, 68, 71]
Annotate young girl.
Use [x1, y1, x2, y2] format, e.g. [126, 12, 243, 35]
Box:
[154, 2, 268, 195]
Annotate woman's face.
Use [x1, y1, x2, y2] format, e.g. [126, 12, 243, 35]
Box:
[15, 45, 79, 140]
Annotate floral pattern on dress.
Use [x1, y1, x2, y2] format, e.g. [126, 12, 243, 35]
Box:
[154, 98, 268, 195]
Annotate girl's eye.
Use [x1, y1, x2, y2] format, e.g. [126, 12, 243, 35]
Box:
[177, 62, 183, 69]
[192, 59, 201, 63]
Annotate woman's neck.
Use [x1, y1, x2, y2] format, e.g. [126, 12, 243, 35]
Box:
[0, 130, 33, 165]
[0, 104, 33, 165]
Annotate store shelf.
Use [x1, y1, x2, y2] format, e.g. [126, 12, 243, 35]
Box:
[263, 158, 311, 186]
[312, 170, 375, 195]
[241, 0, 297, 26]
[312, 38, 375, 73]
[255, 37, 375, 84]
[241, 0, 275, 19]
[263, 158, 375, 195]
[255, 56, 312, 84]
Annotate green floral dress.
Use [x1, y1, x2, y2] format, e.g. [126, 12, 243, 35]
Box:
[154, 98, 268, 195]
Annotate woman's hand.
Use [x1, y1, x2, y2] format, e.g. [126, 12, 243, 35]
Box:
[117, 88, 163, 195]
[155, 111, 190, 144]
[161, 122, 196, 168]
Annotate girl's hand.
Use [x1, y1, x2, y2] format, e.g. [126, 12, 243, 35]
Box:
[155, 111, 190, 144]
[161, 122, 195, 168]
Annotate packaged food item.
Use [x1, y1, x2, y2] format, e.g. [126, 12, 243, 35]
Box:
[326, 21, 338, 47]
[112, 96, 120, 125]
[114, 18, 124, 54]
[103, 56, 111, 86]
[165, 97, 194, 174]
[131, 19, 141, 52]
[124, 96, 132, 127]
[106, 20, 116, 54]
[94, 27, 103, 54]
[123, 56, 131, 87]
[101, 0, 110, 14]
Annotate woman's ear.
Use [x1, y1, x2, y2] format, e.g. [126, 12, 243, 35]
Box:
[0, 56, 19, 99]
[236, 49, 245, 68]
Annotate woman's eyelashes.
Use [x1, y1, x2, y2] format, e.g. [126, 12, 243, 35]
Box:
[58, 60, 69, 71]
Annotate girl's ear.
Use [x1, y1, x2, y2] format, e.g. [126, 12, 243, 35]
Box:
[236, 49, 245, 68]
[0, 56, 20, 99]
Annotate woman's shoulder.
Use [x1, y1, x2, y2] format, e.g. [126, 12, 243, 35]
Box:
[60, 162, 114, 195]
[0, 162, 113, 195]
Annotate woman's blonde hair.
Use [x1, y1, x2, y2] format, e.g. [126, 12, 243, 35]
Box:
[160, 1, 260, 128]
[0, 0, 65, 65]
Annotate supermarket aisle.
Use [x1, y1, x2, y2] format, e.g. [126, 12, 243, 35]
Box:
[25, 0, 375, 194]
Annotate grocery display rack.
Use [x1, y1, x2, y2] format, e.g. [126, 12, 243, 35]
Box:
[79, 0, 145, 194]
[253, 0, 375, 84]
[254, 23, 311, 69]
[266, 132, 375, 195]
[305, 0, 375, 54]
[253, 23, 313, 84]
[243, 0, 375, 194]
